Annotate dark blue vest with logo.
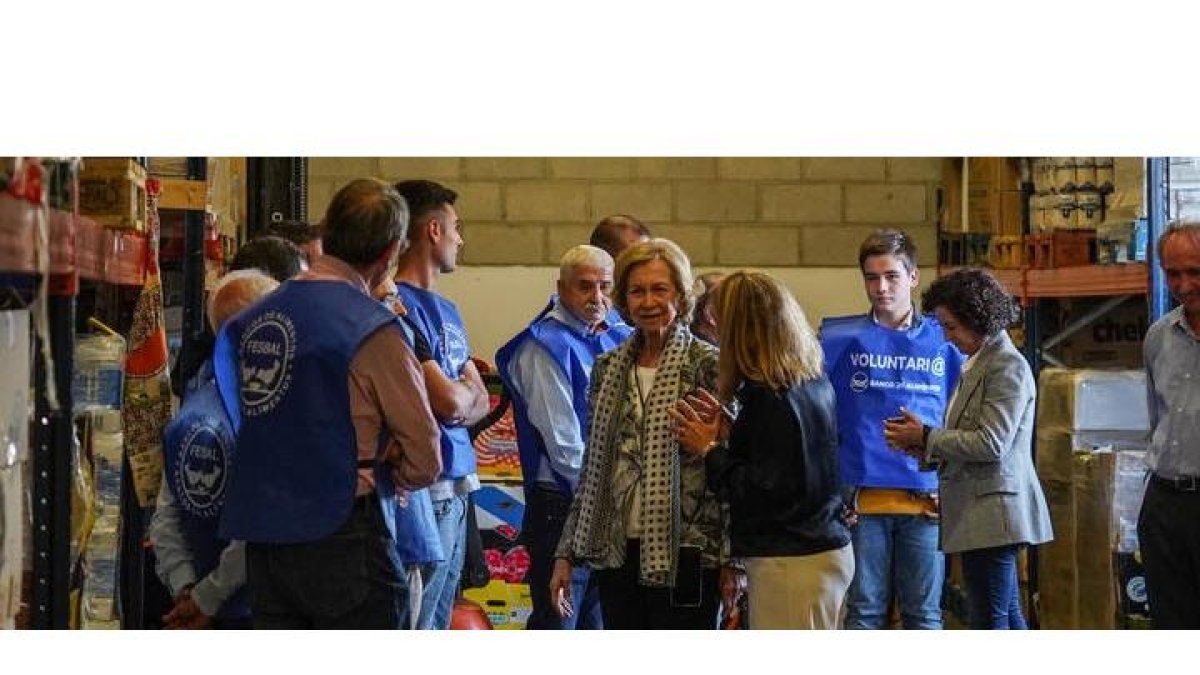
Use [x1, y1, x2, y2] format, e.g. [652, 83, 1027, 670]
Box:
[214, 279, 399, 543]
[494, 296, 633, 494]
[395, 282, 476, 481]
[162, 361, 250, 620]
[820, 314, 964, 491]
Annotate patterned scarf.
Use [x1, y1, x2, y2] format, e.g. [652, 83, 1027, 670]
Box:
[569, 322, 694, 587]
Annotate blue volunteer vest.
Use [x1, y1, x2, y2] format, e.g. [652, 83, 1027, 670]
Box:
[392, 488, 443, 565]
[161, 361, 250, 620]
[820, 314, 964, 491]
[494, 296, 633, 494]
[384, 303, 444, 565]
[395, 282, 476, 481]
[214, 279, 400, 543]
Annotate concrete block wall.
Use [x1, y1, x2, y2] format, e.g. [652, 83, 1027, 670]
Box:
[307, 157, 948, 268]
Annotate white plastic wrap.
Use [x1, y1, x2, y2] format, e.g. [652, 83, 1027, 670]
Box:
[1037, 368, 1150, 432]
[0, 310, 31, 629]
[80, 411, 123, 627]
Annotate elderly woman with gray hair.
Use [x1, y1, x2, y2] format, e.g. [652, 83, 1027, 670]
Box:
[549, 238, 736, 629]
[884, 268, 1052, 629]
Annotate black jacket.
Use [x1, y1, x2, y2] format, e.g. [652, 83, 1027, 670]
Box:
[705, 378, 850, 558]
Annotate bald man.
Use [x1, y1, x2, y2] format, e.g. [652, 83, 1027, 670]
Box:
[150, 269, 280, 629]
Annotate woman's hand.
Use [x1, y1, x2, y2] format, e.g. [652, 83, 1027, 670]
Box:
[685, 388, 724, 424]
[669, 389, 723, 456]
[549, 559, 574, 619]
[883, 407, 925, 458]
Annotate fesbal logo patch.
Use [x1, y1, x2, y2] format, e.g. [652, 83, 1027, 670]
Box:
[239, 310, 296, 417]
[174, 421, 228, 517]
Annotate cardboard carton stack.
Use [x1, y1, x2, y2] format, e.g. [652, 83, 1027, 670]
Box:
[1035, 368, 1150, 628]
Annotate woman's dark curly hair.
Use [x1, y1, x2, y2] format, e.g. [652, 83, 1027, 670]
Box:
[921, 268, 1021, 337]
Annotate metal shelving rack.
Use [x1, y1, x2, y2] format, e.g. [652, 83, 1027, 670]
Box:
[1146, 158, 1171, 322]
[27, 160, 79, 629]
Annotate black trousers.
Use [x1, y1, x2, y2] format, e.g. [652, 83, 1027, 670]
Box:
[1137, 479, 1200, 629]
[247, 496, 404, 629]
[594, 539, 719, 630]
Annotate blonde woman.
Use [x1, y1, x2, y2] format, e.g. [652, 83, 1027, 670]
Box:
[671, 271, 853, 629]
[550, 238, 735, 629]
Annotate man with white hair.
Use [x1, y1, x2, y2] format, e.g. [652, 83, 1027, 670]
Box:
[495, 244, 633, 629]
[150, 269, 280, 629]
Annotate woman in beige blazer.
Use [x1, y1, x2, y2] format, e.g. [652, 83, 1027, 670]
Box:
[884, 268, 1052, 629]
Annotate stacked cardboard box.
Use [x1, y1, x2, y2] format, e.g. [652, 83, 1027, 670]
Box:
[1053, 297, 1147, 369]
[967, 157, 1025, 235]
[79, 158, 147, 232]
[1035, 368, 1150, 628]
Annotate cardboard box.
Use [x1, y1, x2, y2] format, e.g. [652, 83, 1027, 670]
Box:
[1036, 429, 1075, 486]
[1074, 453, 1117, 628]
[967, 158, 1024, 234]
[146, 157, 189, 177]
[969, 157, 1023, 191]
[1038, 480, 1078, 629]
[1036, 429, 1148, 486]
[987, 234, 1024, 269]
[1052, 299, 1149, 370]
[1036, 449, 1148, 629]
[1025, 229, 1095, 269]
[79, 158, 147, 232]
[157, 178, 207, 211]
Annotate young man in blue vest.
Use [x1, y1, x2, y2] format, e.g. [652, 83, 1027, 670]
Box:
[392, 179, 491, 630]
[150, 269, 279, 629]
[495, 244, 633, 629]
[215, 178, 443, 629]
[820, 229, 964, 629]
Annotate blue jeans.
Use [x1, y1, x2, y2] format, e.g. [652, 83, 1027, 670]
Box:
[845, 514, 943, 629]
[960, 544, 1027, 630]
[524, 484, 603, 630]
[417, 494, 467, 629]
